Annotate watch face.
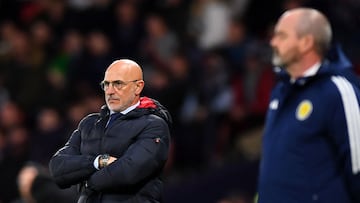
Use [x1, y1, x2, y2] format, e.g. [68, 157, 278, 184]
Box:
[100, 154, 110, 168]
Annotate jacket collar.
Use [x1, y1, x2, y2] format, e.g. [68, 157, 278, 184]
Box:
[275, 45, 353, 86]
[109, 101, 140, 115]
[101, 97, 173, 127]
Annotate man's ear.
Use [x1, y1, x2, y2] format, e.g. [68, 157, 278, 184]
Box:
[135, 80, 145, 95]
[299, 34, 315, 54]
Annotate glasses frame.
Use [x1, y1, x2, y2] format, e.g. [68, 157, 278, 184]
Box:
[100, 79, 140, 91]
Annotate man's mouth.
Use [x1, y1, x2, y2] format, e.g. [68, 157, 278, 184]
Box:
[107, 98, 120, 102]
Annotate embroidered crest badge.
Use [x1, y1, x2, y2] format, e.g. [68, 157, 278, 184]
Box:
[296, 100, 313, 121]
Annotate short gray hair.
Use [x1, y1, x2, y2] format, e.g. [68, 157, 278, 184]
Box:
[294, 8, 332, 56]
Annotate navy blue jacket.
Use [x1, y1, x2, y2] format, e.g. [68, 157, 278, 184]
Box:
[49, 97, 171, 203]
[258, 50, 360, 203]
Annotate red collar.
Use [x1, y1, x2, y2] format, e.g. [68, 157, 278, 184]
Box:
[138, 97, 157, 109]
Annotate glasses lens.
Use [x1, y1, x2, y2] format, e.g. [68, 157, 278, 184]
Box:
[100, 80, 138, 91]
[112, 81, 123, 89]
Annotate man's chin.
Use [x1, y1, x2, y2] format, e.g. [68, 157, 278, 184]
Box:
[107, 103, 120, 111]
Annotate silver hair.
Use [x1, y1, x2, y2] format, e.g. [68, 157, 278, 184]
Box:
[293, 8, 332, 56]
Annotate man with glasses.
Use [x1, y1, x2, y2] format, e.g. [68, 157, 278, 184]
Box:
[49, 59, 172, 203]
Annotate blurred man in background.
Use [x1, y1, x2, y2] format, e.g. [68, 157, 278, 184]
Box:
[258, 8, 360, 202]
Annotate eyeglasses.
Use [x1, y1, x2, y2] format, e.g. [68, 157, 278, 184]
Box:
[99, 80, 139, 91]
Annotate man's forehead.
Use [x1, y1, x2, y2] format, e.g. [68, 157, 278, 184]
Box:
[108, 59, 140, 70]
[104, 67, 129, 80]
[104, 61, 142, 80]
[275, 14, 298, 33]
[278, 10, 301, 27]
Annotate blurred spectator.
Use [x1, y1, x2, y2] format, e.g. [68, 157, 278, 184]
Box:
[0, 20, 18, 59]
[0, 126, 30, 203]
[112, 0, 144, 60]
[198, 51, 233, 164]
[144, 52, 192, 170]
[14, 162, 77, 203]
[229, 0, 250, 19]
[64, 100, 89, 131]
[142, 13, 179, 70]
[223, 19, 254, 74]
[16, 162, 38, 203]
[67, 30, 115, 98]
[225, 43, 273, 158]
[0, 101, 25, 131]
[82, 93, 105, 113]
[188, 0, 231, 50]
[166, 52, 192, 124]
[174, 51, 233, 169]
[18, 1, 46, 24]
[230, 43, 273, 125]
[30, 107, 67, 166]
[0, 28, 49, 114]
[29, 19, 56, 66]
[156, 0, 190, 40]
[45, 29, 84, 108]
[44, 0, 67, 37]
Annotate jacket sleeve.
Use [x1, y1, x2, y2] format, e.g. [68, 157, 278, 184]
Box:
[86, 115, 170, 191]
[329, 76, 360, 201]
[49, 117, 97, 188]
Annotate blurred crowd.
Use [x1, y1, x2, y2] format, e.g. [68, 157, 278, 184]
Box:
[0, 0, 359, 202]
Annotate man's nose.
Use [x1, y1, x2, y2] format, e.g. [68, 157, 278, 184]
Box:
[270, 37, 277, 48]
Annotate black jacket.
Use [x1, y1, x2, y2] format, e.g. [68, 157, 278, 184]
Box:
[49, 97, 171, 203]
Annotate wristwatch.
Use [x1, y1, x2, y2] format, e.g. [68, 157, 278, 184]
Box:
[99, 154, 110, 169]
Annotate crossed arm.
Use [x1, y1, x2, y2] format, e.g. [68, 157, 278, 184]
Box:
[49, 117, 170, 192]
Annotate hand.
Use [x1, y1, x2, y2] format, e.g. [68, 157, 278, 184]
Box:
[107, 156, 117, 165]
